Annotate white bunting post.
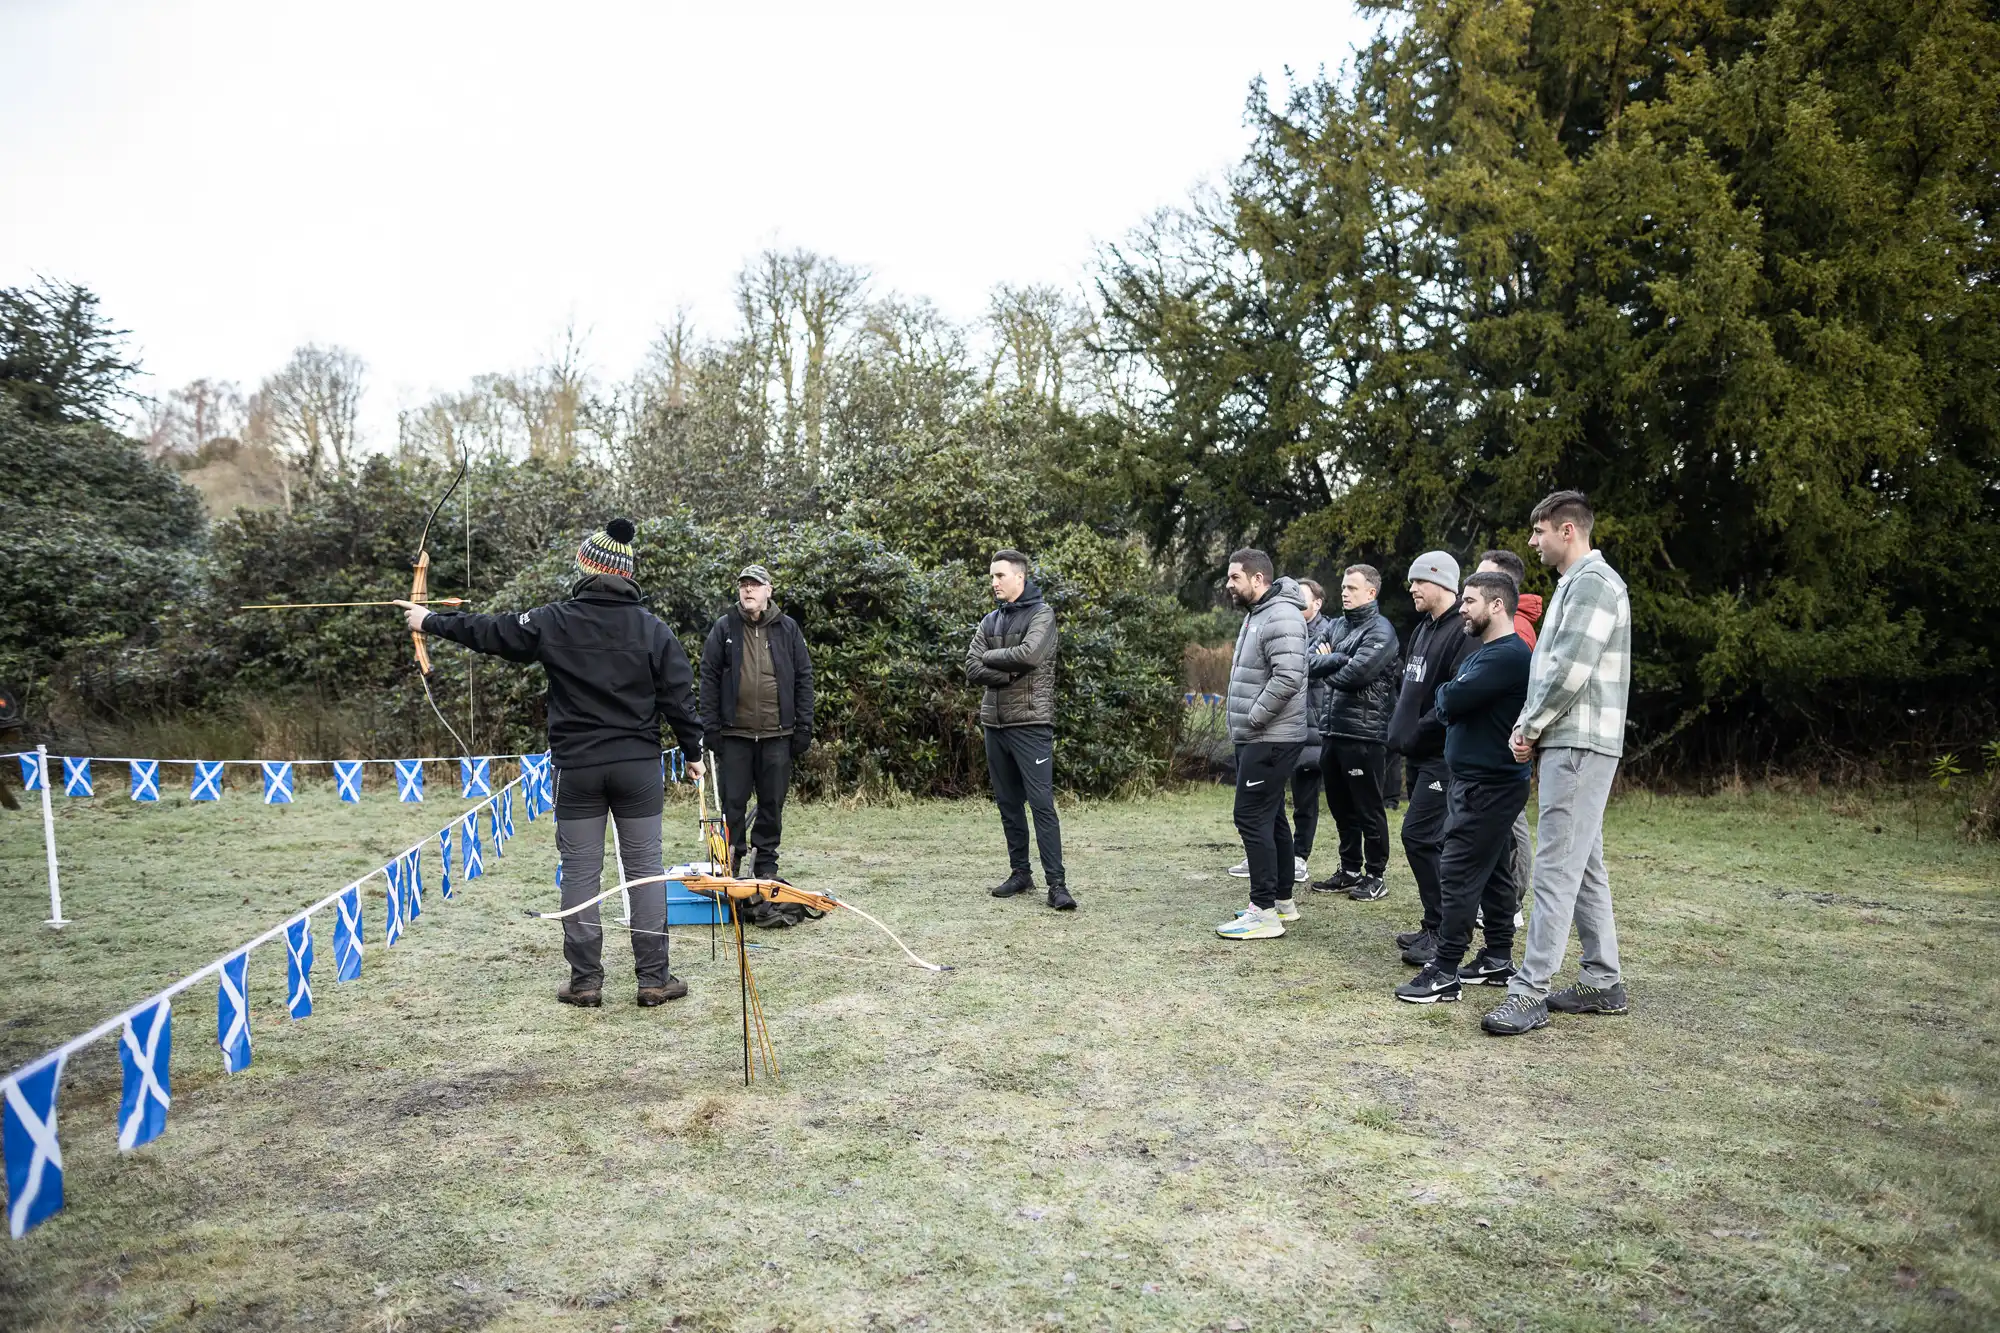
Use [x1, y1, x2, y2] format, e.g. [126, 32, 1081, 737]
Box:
[38, 746, 66, 929]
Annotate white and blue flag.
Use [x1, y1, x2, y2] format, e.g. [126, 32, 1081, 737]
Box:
[117, 1000, 172, 1151]
[217, 953, 251, 1073]
[17, 751, 44, 792]
[285, 919, 314, 1019]
[62, 757, 92, 797]
[129, 759, 160, 802]
[384, 862, 403, 946]
[438, 827, 453, 901]
[3, 1056, 67, 1237]
[191, 760, 224, 801]
[395, 759, 424, 802]
[333, 885, 363, 981]
[404, 849, 423, 922]
[334, 760, 364, 803]
[501, 788, 515, 841]
[261, 761, 294, 804]
[489, 802, 503, 857]
[462, 812, 483, 880]
[460, 756, 491, 799]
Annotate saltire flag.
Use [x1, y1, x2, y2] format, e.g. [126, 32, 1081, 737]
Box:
[62, 757, 92, 797]
[17, 751, 44, 792]
[395, 759, 424, 802]
[384, 862, 403, 946]
[117, 1000, 171, 1151]
[333, 885, 363, 981]
[460, 756, 491, 799]
[523, 775, 541, 821]
[285, 919, 314, 1019]
[489, 802, 503, 857]
[217, 953, 251, 1073]
[129, 759, 160, 802]
[261, 761, 294, 804]
[191, 760, 224, 801]
[462, 811, 483, 880]
[333, 760, 364, 803]
[3, 1056, 67, 1237]
[438, 827, 453, 901]
[501, 788, 515, 840]
[404, 849, 422, 922]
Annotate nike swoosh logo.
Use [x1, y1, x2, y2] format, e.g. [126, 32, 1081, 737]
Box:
[1034, 758, 1048, 765]
[1246, 779, 1265, 787]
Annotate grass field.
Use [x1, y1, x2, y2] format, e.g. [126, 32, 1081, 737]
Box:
[0, 777, 1996, 1332]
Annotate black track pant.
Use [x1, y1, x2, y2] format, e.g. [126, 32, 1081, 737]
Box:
[1401, 758, 1451, 932]
[1291, 759, 1324, 862]
[1323, 738, 1389, 876]
[1432, 776, 1530, 972]
[553, 757, 668, 989]
[1234, 740, 1304, 910]
[986, 725, 1065, 888]
[716, 735, 793, 879]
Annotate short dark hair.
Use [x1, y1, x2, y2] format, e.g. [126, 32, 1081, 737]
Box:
[1529, 490, 1594, 536]
[1478, 548, 1526, 584]
[991, 549, 1030, 575]
[1228, 548, 1275, 583]
[1298, 577, 1325, 603]
[1464, 570, 1519, 617]
[1343, 564, 1383, 593]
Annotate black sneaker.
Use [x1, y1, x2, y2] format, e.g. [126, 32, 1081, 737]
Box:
[1047, 885, 1077, 911]
[1348, 875, 1387, 901]
[1400, 929, 1438, 966]
[989, 871, 1035, 898]
[1395, 962, 1462, 1005]
[1395, 926, 1427, 947]
[1457, 954, 1515, 986]
[1310, 869, 1363, 895]
[1481, 993, 1550, 1036]
[1547, 981, 1629, 1015]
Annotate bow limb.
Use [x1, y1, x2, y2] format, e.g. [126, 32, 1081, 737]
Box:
[411, 446, 471, 754]
[824, 896, 951, 973]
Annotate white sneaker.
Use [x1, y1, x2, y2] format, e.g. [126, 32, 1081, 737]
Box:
[1294, 857, 1309, 883]
[1274, 898, 1300, 922]
[1217, 906, 1286, 939]
[1227, 859, 1250, 877]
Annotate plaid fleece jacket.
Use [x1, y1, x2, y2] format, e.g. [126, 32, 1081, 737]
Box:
[1513, 551, 1631, 758]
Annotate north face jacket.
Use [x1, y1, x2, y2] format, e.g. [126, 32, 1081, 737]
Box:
[1226, 577, 1309, 745]
[966, 582, 1058, 728]
[1308, 603, 1401, 743]
[423, 574, 703, 768]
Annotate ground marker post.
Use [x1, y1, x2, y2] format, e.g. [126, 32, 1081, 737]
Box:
[38, 745, 67, 928]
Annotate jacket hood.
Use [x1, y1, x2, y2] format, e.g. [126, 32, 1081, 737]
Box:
[1256, 576, 1308, 614]
[1517, 592, 1544, 624]
[1002, 579, 1045, 610]
[572, 573, 642, 601]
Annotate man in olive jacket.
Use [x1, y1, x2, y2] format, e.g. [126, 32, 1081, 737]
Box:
[965, 548, 1072, 910]
[699, 564, 814, 881]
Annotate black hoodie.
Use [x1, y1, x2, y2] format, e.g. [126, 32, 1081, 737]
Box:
[1385, 603, 1473, 761]
[422, 574, 703, 768]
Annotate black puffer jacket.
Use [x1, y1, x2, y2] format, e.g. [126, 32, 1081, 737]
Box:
[966, 583, 1058, 728]
[1308, 603, 1401, 743]
[1301, 613, 1335, 732]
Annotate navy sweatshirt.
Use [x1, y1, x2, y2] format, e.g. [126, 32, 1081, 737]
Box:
[1433, 634, 1532, 783]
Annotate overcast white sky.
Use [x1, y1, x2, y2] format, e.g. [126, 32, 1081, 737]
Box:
[2, 0, 1370, 443]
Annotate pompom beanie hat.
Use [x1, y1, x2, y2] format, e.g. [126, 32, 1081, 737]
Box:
[576, 518, 638, 577]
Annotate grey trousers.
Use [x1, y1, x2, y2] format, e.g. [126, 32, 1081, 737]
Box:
[555, 811, 668, 988]
[1508, 809, 1533, 915]
[1509, 747, 1622, 999]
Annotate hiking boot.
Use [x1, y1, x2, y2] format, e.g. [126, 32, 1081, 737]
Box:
[1047, 885, 1077, 911]
[1227, 859, 1251, 878]
[557, 980, 602, 1008]
[1547, 981, 1629, 1015]
[637, 977, 689, 1006]
[1395, 962, 1462, 1005]
[989, 870, 1035, 898]
[1273, 897, 1300, 922]
[1400, 930, 1438, 966]
[1216, 906, 1285, 939]
[1310, 869, 1363, 895]
[1293, 857, 1310, 884]
[1481, 993, 1550, 1036]
[1395, 925, 1427, 947]
[1348, 874, 1387, 901]
[1457, 954, 1516, 987]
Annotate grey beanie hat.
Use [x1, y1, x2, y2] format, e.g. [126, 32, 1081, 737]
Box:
[1408, 550, 1460, 593]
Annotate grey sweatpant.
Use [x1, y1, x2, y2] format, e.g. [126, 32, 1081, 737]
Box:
[1509, 747, 1622, 999]
[554, 757, 669, 989]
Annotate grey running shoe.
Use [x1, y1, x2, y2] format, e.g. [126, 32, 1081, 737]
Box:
[1400, 929, 1438, 966]
[1395, 962, 1462, 1005]
[1395, 925, 1426, 947]
[1349, 875, 1387, 902]
[1547, 981, 1628, 1015]
[1481, 993, 1550, 1036]
[1310, 869, 1362, 895]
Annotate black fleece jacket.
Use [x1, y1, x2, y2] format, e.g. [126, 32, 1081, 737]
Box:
[420, 574, 703, 768]
[1385, 604, 1473, 761]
